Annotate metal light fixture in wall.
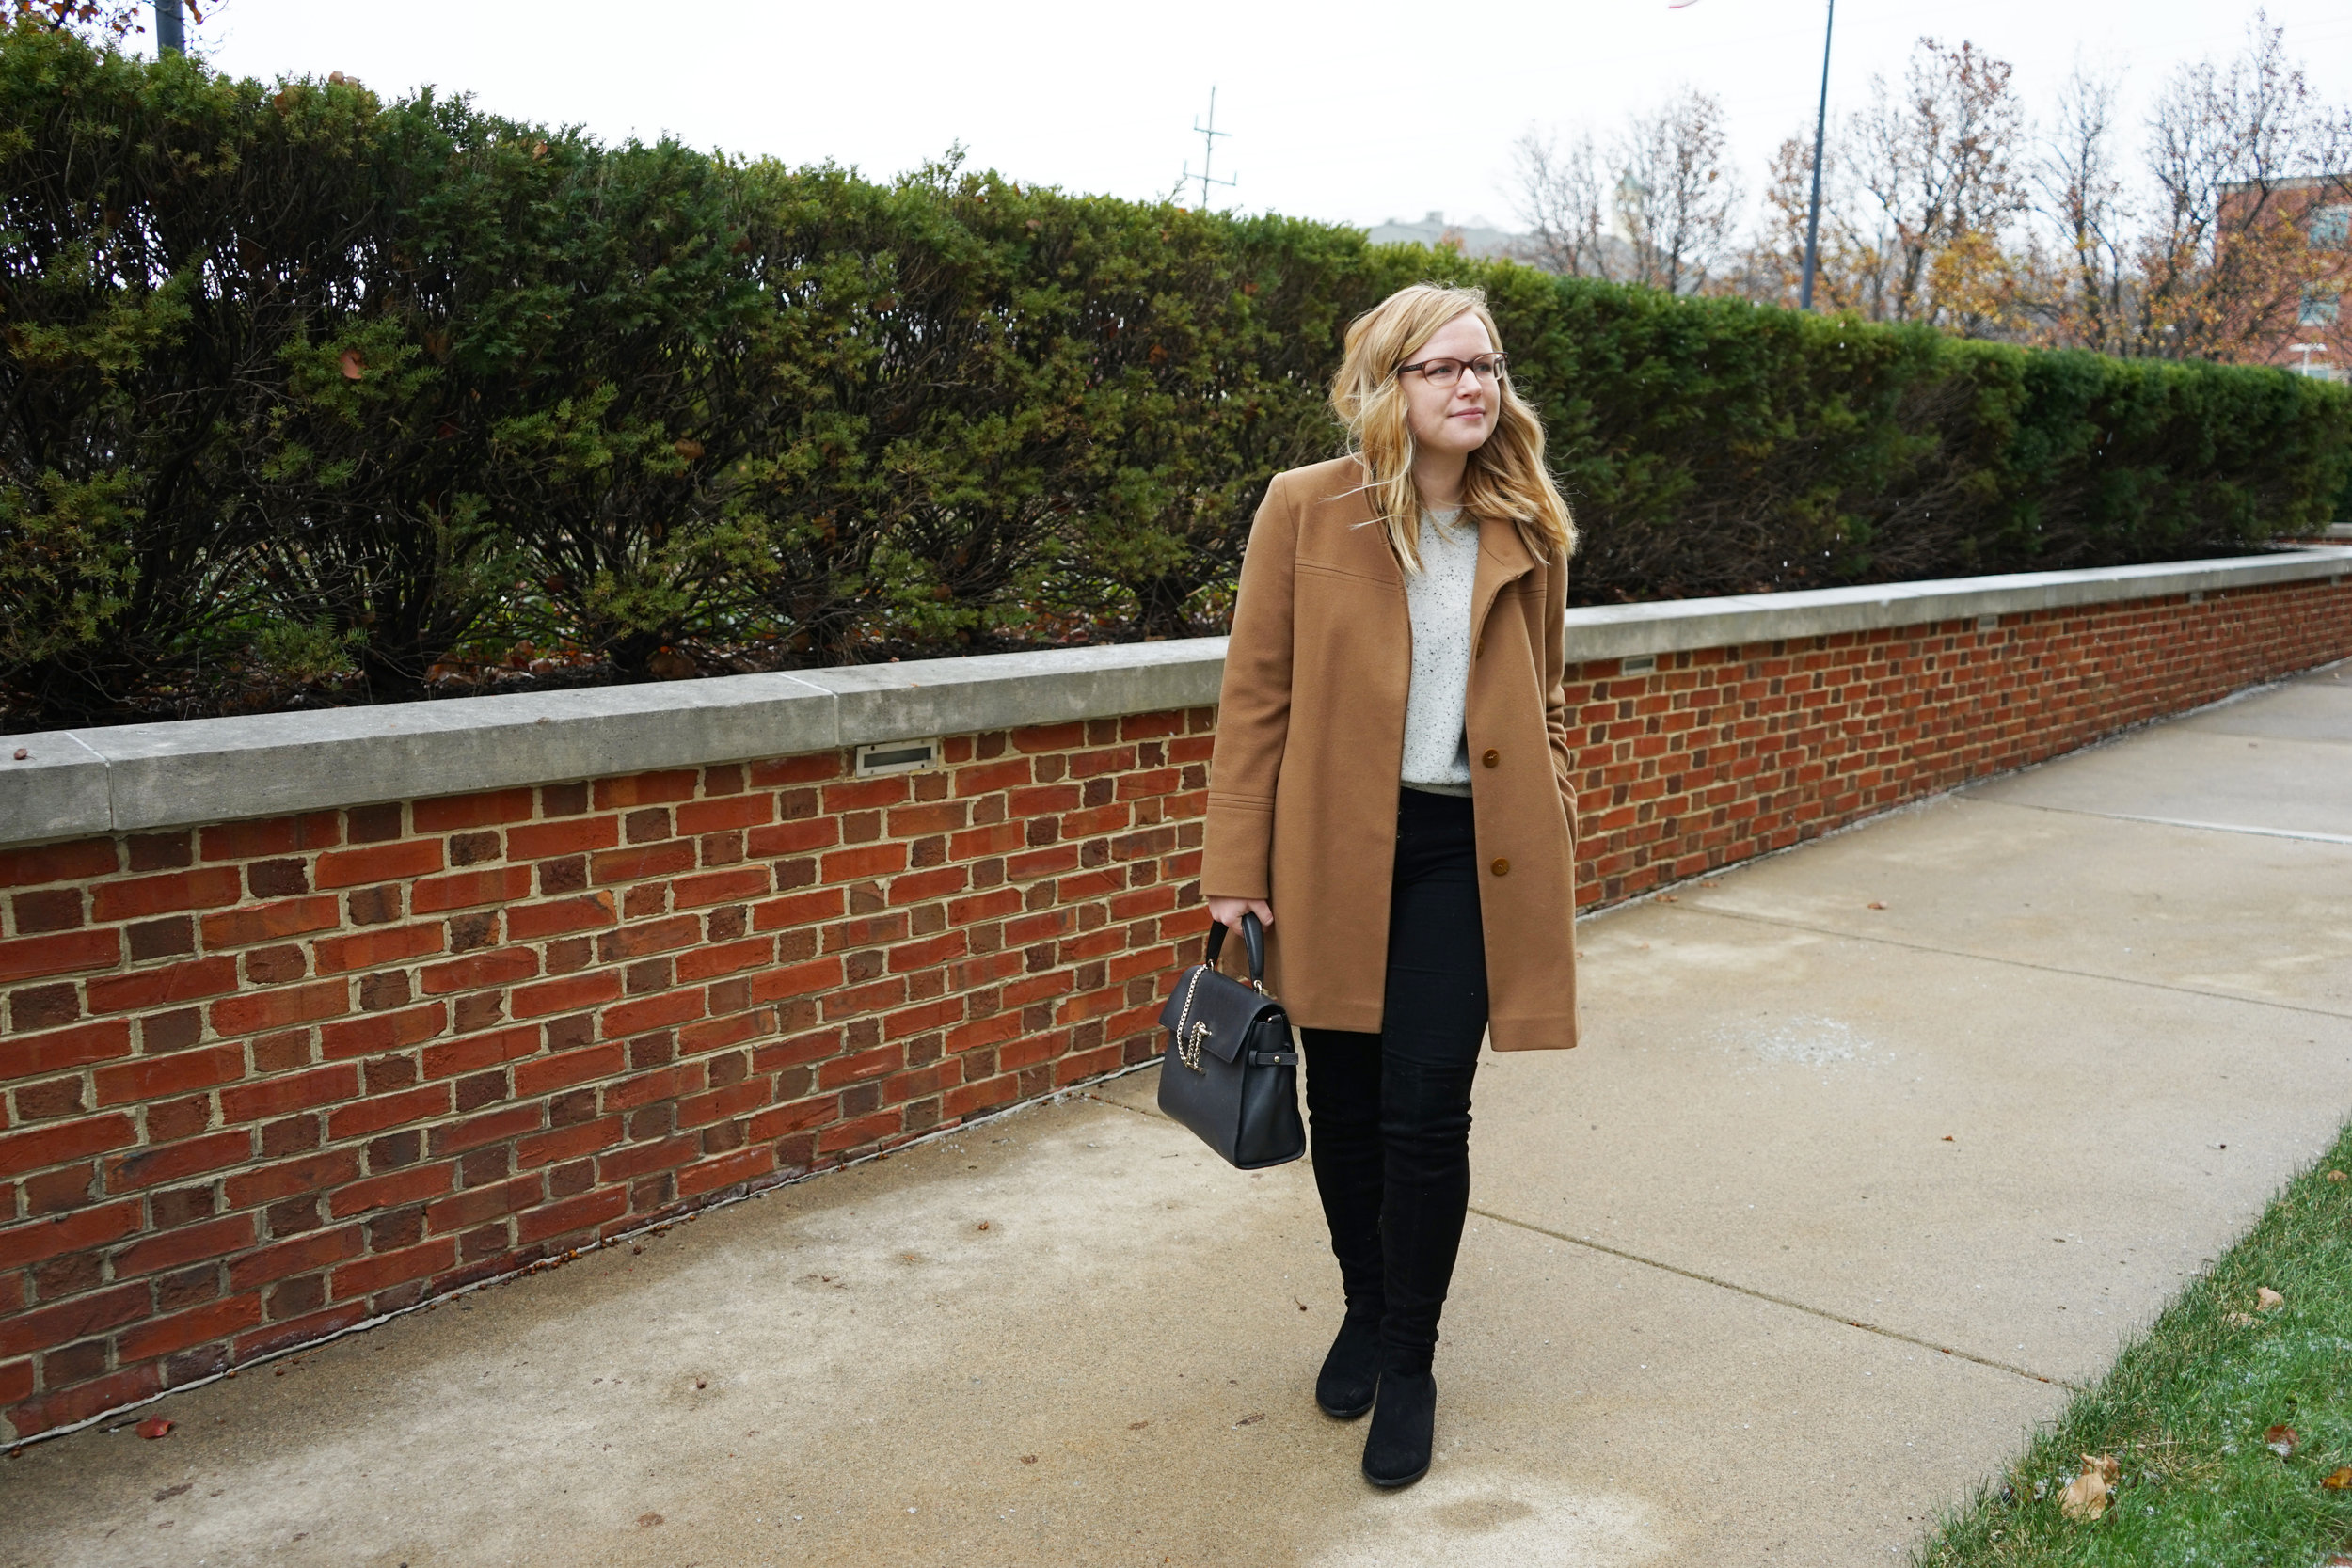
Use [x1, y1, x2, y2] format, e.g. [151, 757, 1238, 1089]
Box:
[854, 737, 943, 777]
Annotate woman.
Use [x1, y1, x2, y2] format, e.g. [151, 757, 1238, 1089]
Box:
[1200, 283, 1581, 1489]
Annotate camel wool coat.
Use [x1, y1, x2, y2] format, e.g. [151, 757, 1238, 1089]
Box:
[1200, 455, 1581, 1051]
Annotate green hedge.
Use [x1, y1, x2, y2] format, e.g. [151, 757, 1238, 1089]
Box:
[3, 26, 2346, 724]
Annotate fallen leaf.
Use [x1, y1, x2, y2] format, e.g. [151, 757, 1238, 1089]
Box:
[1232, 1412, 1264, 1427]
[646, 648, 697, 681]
[976, 1222, 989, 1231]
[338, 349, 365, 380]
[2330, 1170, 2348, 1182]
[1127, 1420, 1149, 1430]
[1656, 894, 1677, 903]
[2225, 1310, 2257, 1327]
[135, 1418, 172, 1439]
[2322, 1467, 2352, 1490]
[1019, 1454, 1037, 1465]
[2058, 1453, 2117, 1519]
[1942, 1135, 1954, 1142]
[2258, 1287, 2285, 1311]
[694, 1380, 707, 1390]
[1867, 900, 1887, 910]
[1700, 879, 1719, 887]
[2266, 1424, 2299, 1458]
[152, 1483, 190, 1501]
[637, 1512, 663, 1528]
[10, 748, 25, 760]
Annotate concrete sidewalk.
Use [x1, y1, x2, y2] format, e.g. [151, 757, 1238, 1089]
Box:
[5, 662, 2348, 1568]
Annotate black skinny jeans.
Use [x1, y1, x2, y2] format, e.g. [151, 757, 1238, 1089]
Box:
[1301, 786, 1487, 1378]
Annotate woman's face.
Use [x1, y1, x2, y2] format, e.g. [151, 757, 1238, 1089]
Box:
[1399, 311, 1500, 459]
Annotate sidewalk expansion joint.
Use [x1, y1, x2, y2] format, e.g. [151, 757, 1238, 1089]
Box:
[1965, 796, 2352, 847]
[1682, 903, 2352, 1023]
[1466, 1205, 2076, 1390]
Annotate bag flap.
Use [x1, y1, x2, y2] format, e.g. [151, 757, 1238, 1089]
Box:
[1158, 965, 1284, 1064]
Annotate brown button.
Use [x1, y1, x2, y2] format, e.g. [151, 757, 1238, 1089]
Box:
[1481, 749, 1500, 768]
[1489, 858, 1510, 877]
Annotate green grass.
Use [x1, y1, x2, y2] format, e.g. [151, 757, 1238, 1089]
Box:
[1915, 1119, 2352, 1567]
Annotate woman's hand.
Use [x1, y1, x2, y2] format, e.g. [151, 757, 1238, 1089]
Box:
[1205, 895, 1274, 932]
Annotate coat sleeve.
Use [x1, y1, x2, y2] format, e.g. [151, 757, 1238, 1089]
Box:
[1541, 546, 1579, 832]
[1200, 473, 1298, 901]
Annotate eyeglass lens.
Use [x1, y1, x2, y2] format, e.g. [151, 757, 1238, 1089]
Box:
[1416, 356, 1505, 387]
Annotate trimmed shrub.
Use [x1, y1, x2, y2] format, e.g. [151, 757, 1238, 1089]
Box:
[3, 25, 2346, 725]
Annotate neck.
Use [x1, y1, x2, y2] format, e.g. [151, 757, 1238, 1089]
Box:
[1412, 448, 1468, 512]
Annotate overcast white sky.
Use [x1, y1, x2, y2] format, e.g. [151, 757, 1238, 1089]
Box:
[183, 1, 2352, 235]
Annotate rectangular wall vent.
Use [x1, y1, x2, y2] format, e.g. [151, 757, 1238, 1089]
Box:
[1621, 654, 1657, 674]
[854, 737, 943, 777]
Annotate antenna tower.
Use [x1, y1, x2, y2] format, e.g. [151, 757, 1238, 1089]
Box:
[1181, 87, 1237, 208]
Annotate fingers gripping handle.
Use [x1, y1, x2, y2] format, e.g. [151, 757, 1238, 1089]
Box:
[1202, 910, 1266, 985]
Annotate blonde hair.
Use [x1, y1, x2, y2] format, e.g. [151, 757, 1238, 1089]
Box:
[1327, 283, 1576, 572]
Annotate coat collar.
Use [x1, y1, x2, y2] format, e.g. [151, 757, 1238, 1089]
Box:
[1470, 513, 1538, 657]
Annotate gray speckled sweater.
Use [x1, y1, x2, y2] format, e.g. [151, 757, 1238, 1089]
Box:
[1400, 507, 1477, 796]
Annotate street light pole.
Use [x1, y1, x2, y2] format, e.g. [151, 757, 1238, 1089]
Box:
[1799, 0, 1834, 310]
[155, 0, 184, 55]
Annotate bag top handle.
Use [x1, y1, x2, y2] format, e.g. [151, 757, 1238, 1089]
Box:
[1201, 909, 1266, 984]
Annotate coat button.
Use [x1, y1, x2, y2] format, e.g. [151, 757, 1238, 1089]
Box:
[1489, 858, 1510, 877]
[1481, 749, 1499, 768]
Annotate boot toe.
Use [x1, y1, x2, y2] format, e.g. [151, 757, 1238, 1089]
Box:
[1360, 1370, 1436, 1488]
[1314, 1314, 1382, 1419]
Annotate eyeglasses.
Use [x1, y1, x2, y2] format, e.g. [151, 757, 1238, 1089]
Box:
[1395, 354, 1508, 388]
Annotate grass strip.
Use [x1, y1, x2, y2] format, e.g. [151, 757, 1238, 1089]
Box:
[1915, 1118, 2352, 1567]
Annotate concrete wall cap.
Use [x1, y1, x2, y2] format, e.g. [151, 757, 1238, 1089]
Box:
[5, 548, 2346, 844]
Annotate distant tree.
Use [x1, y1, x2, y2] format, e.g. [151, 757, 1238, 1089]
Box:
[1510, 87, 1740, 294]
[2025, 57, 2136, 354]
[8, 2, 210, 45]
[2134, 15, 2351, 366]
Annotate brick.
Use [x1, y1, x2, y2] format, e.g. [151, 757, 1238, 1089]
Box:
[508, 816, 621, 861]
[112, 1213, 256, 1279]
[314, 839, 443, 890]
[413, 864, 533, 914]
[599, 990, 703, 1039]
[511, 971, 624, 1020]
[672, 866, 771, 909]
[516, 1117, 622, 1168]
[418, 947, 538, 996]
[0, 1199, 141, 1269]
[412, 788, 536, 832]
[314, 924, 445, 974]
[0, 1113, 137, 1180]
[425, 1175, 542, 1235]
[507, 893, 619, 940]
[227, 1224, 364, 1290]
[114, 1292, 264, 1363]
[677, 1145, 774, 1198]
[210, 979, 350, 1037]
[2, 1018, 134, 1077]
[0, 1282, 148, 1360]
[87, 865, 243, 925]
[323, 1083, 451, 1142]
[105, 1129, 252, 1192]
[93, 1045, 246, 1107]
[225, 1148, 363, 1209]
[590, 842, 696, 884]
[85, 955, 240, 1016]
[421, 1024, 539, 1080]
[319, 1002, 446, 1060]
[0, 838, 119, 889]
[201, 895, 342, 949]
[593, 770, 699, 809]
[513, 1043, 625, 1100]
[220, 1065, 359, 1124]
[0, 927, 120, 985]
[515, 1186, 627, 1245]
[426, 1103, 542, 1158]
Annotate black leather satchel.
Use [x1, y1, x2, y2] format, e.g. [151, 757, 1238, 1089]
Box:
[1155, 912, 1305, 1169]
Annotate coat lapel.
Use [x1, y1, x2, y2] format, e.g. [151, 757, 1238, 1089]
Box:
[1470, 516, 1537, 657]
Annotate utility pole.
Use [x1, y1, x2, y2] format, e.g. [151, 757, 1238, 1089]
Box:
[155, 0, 184, 55]
[1799, 0, 1835, 310]
[1181, 87, 1236, 210]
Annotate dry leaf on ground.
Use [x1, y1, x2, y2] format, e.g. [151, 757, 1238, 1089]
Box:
[134, 1418, 171, 1439]
[2058, 1454, 2118, 1519]
[2266, 1424, 2299, 1458]
[2328, 1170, 2347, 1182]
[1867, 900, 1887, 910]
[2322, 1467, 2352, 1490]
[2258, 1287, 2286, 1311]
[2226, 1310, 2257, 1327]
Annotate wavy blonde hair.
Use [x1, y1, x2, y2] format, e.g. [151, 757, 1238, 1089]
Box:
[1328, 283, 1576, 572]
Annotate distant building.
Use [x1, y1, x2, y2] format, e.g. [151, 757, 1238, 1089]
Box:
[2217, 174, 2349, 380]
[1363, 211, 1527, 261]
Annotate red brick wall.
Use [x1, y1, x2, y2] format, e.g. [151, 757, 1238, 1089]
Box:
[2, 577, 2348, 1441]
[1563, 581, 2352, 905]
